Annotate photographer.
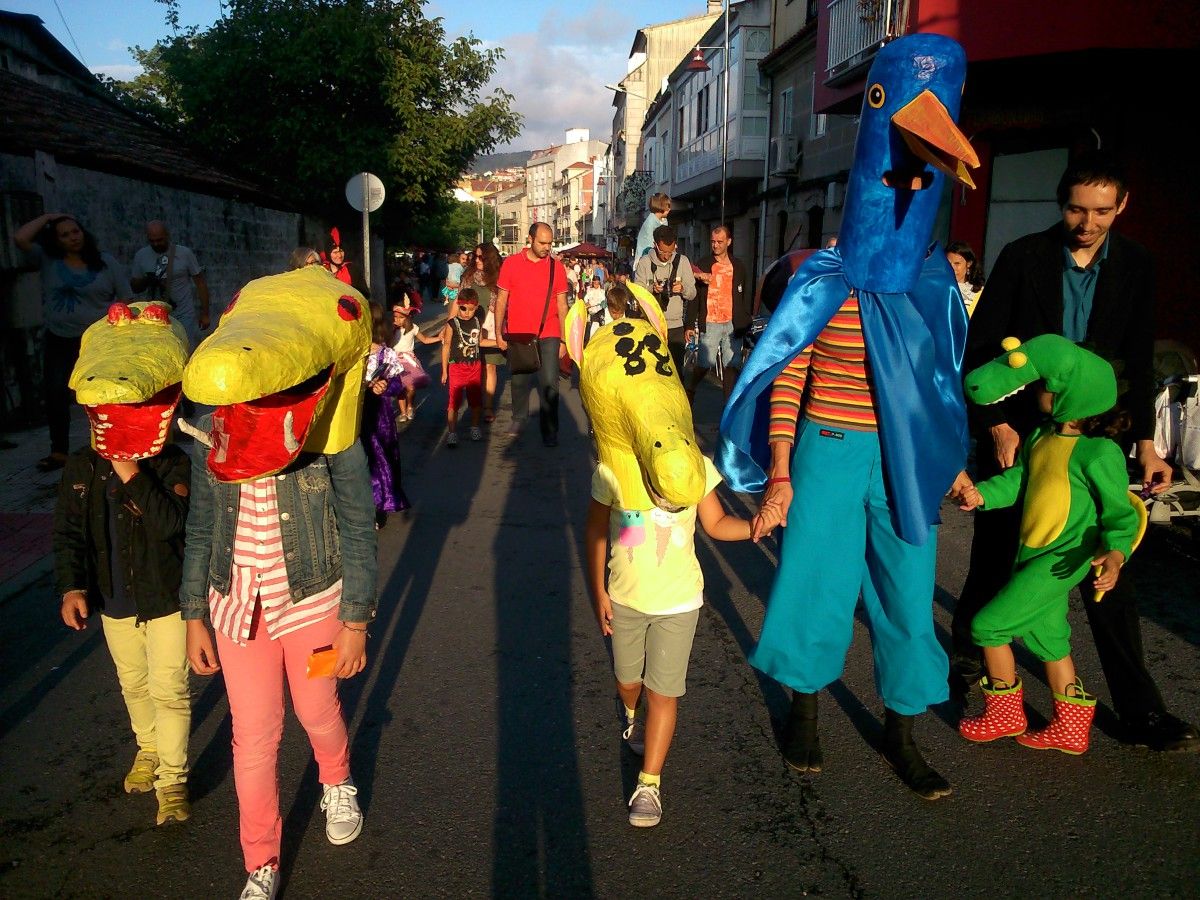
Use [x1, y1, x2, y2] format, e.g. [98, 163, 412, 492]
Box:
[633, 225, 696, 376]
[131, 221, 210, 348]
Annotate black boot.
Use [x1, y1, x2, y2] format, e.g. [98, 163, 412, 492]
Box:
[881, 708, 951, 800]
[781, 691, 823, 773]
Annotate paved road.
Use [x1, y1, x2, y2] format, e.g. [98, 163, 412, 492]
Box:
[1, 335, 1198, 898]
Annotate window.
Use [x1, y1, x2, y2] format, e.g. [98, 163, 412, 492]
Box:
[780, 87, 794, 137]
[678, 106, 686, 147]
[808, 76, 827, 138]
[697, 85, 710, 135]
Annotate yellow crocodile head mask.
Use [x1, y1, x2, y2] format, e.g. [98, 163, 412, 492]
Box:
[183, 266, 371, 482]
[564, 283, 705, 511]
[70, 301, 189, 461]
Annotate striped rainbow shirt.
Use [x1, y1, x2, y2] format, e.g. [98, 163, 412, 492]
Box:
[768, 294, 878, 441]
[207, 478, 341, 644]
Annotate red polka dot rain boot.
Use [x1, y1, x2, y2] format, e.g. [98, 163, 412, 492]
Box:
[1015, 679, 1096, 755]
[959, 676, 1027, 742]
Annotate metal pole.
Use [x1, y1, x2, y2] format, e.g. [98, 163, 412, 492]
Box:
[720, 0, 730, 228]
[361, 174, 371, 298]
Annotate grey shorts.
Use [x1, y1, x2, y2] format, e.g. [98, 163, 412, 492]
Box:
[610, 602, 700, 698]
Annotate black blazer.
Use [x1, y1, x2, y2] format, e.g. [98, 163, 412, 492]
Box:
[687, 255, 753, 334]
[966, 224, 1156, 441]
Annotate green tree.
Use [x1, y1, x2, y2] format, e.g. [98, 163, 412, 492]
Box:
[118, 0, 520, 236]
[403, 196, 498, 250]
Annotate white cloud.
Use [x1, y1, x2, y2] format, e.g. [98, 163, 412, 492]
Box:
[91, 63, 142, 81]
[485, 2, 640, 151]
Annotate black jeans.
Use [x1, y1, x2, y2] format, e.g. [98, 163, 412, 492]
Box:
[667, 326, 686, 381]
[509, 337, 560, 440]
[952, 431, 1166, 721]
[43, 331, 82, 455]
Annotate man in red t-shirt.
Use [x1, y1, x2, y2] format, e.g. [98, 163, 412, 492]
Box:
[493, 222, 569, 446]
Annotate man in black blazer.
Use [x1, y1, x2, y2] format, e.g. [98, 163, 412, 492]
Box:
[953, 152, 1196, 751]
[685, 224, 753, 404]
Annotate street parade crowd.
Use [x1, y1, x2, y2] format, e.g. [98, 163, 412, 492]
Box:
[17, 35, 1198, 900]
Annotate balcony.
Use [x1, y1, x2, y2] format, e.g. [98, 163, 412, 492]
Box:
[826, 0, 909, 81]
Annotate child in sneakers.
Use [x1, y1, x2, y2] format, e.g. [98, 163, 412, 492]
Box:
[575, 310, 779, 827]
[585, 456, 774, 826]
[439, 287, 494, 446]
[951, 336, 1143, 755]
[54, 301, 193, 828]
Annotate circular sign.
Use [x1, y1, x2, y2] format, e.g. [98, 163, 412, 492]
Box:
[345, 172, 385, 212]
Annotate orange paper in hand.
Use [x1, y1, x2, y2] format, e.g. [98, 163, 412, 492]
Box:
[306, 646, 338, 679]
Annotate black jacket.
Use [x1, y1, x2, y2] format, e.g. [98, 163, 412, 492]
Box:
[966, 224, 1156, 441]
[687, 254, 753, 334]
[53, 445, 190, 622]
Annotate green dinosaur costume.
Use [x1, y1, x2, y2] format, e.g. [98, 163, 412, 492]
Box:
[964, 334, 1145, 661]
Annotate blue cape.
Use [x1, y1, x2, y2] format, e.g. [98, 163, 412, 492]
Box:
[716, 246, 968, 545]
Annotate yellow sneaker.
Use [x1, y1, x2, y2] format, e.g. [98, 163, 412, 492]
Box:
[155, 783, 190, 825]
[123, 750, 159, 794]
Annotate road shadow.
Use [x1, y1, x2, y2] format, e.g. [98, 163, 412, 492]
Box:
[273, 345, 489, 887]
[491, 399, 594, 898]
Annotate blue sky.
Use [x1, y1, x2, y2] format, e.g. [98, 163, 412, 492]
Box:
[15, 0, 707, 150]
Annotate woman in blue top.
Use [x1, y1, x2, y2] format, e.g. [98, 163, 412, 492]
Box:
[14, 213, 131, 471]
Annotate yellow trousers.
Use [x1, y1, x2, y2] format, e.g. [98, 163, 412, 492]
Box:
[100, 612, 191, 787]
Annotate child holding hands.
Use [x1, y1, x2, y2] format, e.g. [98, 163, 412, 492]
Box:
[951, 336, 1143, 755]
[584, 458, 777, 826]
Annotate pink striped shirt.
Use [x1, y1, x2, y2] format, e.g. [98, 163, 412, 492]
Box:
[208, 477, 341, 644]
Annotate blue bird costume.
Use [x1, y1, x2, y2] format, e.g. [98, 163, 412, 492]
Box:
[718, 34, 978, 716]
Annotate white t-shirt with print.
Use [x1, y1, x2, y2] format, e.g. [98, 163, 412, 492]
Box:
[590, 456, 722, 616]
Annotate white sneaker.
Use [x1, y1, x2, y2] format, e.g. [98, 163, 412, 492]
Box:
[628, 781, 662, 827]
[469, 426, 483, 442]
[321, 779, 363, 845]
[239, 864, 279, 900]
[446, 431, 459, 448]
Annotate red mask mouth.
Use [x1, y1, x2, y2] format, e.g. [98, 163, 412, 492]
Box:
[86, 384, 182, 460]
[207, 366, 333, 482]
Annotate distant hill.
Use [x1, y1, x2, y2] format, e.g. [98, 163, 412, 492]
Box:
[469, 150, 534, 173]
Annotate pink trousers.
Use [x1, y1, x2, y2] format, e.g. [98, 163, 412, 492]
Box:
[216, 609, 350, 871]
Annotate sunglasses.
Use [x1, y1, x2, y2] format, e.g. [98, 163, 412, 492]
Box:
[456, 304, 477, 311]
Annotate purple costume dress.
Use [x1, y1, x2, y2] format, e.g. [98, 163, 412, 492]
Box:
[362, 346, 411, 512]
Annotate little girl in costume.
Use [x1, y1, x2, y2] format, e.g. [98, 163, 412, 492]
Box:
[364, 303, 411, 526]
[390, 295, 437, 421]
[952, 335, 1145, 755]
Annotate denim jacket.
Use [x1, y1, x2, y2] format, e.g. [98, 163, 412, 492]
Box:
[179, 419, 378, 624]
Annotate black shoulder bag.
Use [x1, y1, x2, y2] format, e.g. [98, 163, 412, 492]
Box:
[506, 259, 556, 375]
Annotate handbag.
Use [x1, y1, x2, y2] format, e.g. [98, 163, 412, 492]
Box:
[506, 258, 556, 375]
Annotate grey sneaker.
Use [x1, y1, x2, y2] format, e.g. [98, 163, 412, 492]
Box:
[628, 782, 662, 827]
[239, 863, 279, 900]
[622, 715, 645, 756]
[505, 421, 521, 437]
[446, 431, 459, 448]
[320, 779, 363, 845]
[469, 426, 483, 441]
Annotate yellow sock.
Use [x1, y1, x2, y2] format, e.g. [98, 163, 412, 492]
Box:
[624, 705, 636, 722]
[637, 771, 661, 788]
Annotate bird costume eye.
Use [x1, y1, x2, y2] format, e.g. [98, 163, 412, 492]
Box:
[867, 83, 885, 108]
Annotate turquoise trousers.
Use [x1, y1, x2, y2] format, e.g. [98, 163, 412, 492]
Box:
[749, 420, 949, 715]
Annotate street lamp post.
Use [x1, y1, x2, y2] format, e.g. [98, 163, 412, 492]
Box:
[685, 0, 731, 226]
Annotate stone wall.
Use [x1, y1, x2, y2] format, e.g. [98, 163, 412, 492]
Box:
[0, 152, 329, 426]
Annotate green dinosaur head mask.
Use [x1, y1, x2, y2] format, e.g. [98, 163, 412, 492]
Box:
[964, 334, 1116, 422]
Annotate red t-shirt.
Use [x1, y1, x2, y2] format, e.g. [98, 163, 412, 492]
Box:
[497, 252, 568, 339]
